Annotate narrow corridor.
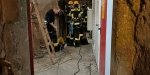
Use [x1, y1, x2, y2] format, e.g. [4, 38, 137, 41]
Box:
[34, 39, 99, 75]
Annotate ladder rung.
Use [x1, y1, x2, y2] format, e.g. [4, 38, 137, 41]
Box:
[47, 42, 52, 45]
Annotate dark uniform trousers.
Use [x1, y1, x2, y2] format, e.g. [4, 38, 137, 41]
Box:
[73, 20, 80, 47]
[80, 21, 89, 45]
[46, 23, 61, 52]
[46, 23, 57, 43]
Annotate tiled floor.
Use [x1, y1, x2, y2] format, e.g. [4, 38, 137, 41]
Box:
[34, 39, 99, 75]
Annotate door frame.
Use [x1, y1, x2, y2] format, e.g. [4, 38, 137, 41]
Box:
[99, 0, 113, 75]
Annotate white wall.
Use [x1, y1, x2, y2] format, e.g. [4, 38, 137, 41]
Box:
[92, 0, 101, 71]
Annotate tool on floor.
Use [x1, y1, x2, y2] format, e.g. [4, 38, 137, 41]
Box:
[31, 0, 56, 64]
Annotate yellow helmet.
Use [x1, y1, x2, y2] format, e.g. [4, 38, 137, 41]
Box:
[68, 1, 73, 4]
[74, 1, 79, 4]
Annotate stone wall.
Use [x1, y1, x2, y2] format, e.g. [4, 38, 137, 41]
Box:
[0, 0, 31, 75]
[111, 0, 150, 75]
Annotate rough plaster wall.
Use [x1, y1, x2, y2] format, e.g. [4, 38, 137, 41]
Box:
[134, 0, 150, 75]
[36, 0, 53, 12]
[1, 0, 19, 22]
[40, 0, 58, 17]
[32, 22, 40, 55]
[111, 0, 150, 75]
[0, 0, 31, 75]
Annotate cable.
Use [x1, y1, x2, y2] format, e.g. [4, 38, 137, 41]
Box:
[74, 45, 82, 75]
[88, 63, 92, 75]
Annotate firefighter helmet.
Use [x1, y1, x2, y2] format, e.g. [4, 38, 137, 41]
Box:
[74, 1, 79, 4]
[68, 1, 73, 4]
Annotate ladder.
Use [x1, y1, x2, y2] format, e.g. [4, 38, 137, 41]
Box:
[31, 0, 56, 64]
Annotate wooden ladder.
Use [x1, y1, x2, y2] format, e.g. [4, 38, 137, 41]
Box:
[31, 0, 56, 64]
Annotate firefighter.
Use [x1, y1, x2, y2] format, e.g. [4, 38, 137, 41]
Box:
[66, 12, 74, 46]
[45, 6, 61, 52]
[66, 1, 74, 46]
[79, 5, 89, 45]
[70, 3, 81, 47]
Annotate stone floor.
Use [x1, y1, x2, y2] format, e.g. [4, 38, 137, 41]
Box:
[34, 39, 99, 75]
